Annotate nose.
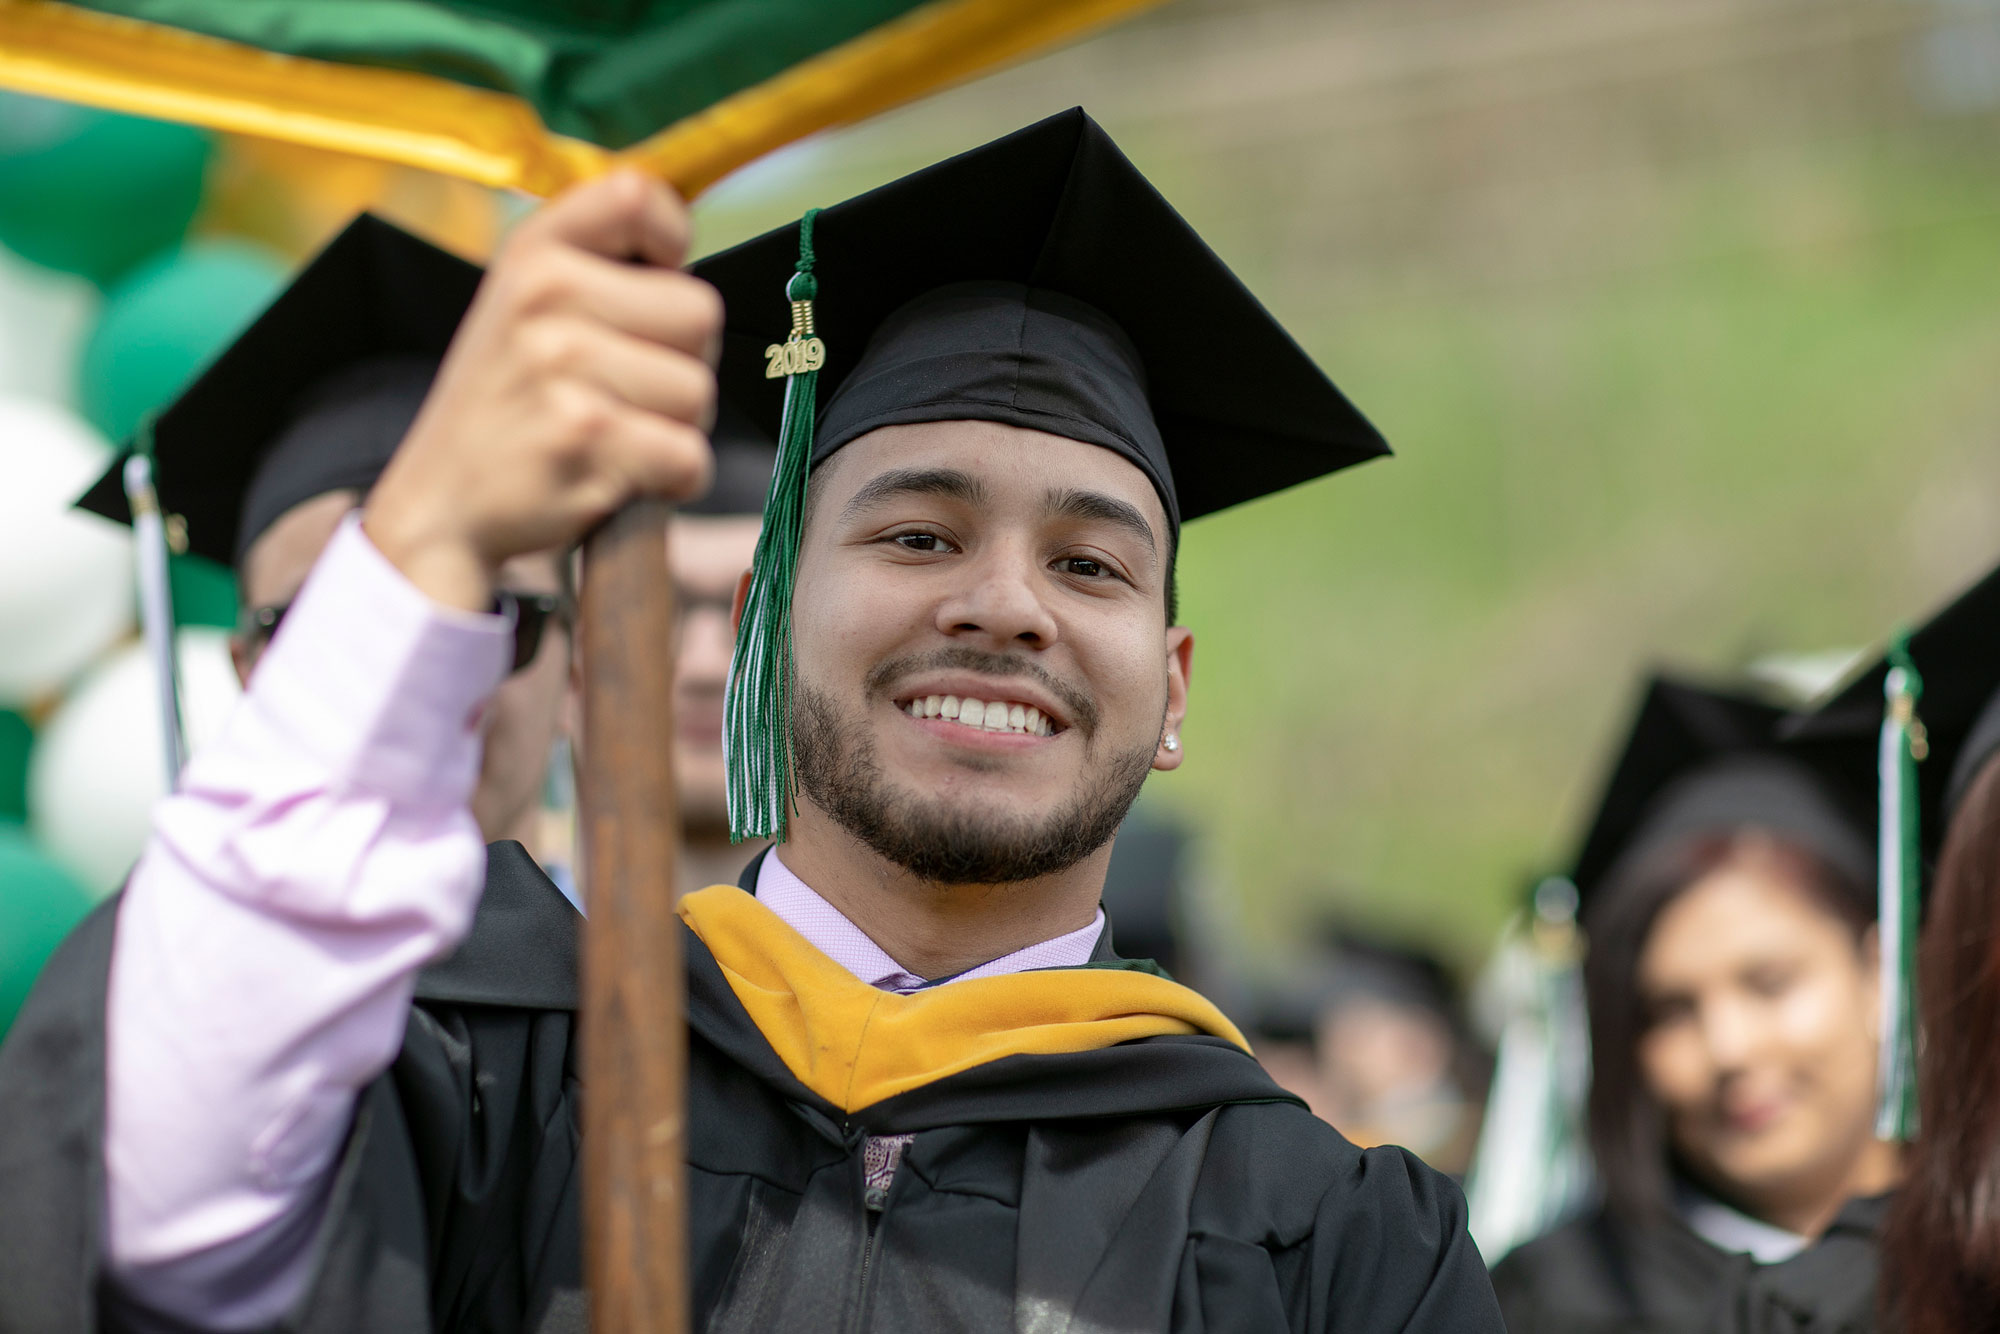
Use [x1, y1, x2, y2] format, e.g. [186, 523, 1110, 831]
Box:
[1697, 993, 1765, 1079]
[933, 542, 1059, 649]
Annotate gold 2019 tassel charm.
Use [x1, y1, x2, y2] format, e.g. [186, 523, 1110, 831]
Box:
[764, 296, 826, 379]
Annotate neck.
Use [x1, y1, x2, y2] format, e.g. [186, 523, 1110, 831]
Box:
[1726, 1136, 1904, 1239]
[775, 800, 1107, 980]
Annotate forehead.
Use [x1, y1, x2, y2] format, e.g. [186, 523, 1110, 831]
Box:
[815, 419, 1171, 538]
[240, 488, 358, 606]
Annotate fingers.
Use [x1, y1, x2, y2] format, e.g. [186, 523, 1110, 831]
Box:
[514, 250, 724, 364]
[569, 396, 715, 509]
[521, 168, 691, 269]
[522, 316, 718, 431]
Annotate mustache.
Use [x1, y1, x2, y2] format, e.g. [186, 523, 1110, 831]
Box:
[864, 646, 1099, 734]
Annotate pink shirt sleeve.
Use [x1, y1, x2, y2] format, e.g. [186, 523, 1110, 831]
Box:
[104, 514, 511, 1330]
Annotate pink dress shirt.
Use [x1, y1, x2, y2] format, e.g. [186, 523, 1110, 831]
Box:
[103, 515, 1103, 1330]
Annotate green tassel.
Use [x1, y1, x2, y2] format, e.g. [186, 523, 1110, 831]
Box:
[1876, 631, 1925, 1139]
[724, 209, 825, 843]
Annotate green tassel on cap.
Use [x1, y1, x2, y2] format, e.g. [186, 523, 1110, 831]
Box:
[1876, 630, 1925, 1139]
[724, 209, 826, 843]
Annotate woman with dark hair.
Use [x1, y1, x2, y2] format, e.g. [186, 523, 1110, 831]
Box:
[1491, 675, 1899, 1332]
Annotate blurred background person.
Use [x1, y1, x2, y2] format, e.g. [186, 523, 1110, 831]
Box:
[660, 406, 775, 892]
[1251, 913, 1490, 1176]
[1790, 564, 2000, 1334]
[76, 215, 577, 866]
[542, 402, 775, 898]
[1490, 675, 1897, 1332]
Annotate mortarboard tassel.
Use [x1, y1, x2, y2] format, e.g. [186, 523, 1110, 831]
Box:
[1876, 632, 1925, 1139]
[122, 421, 188, 791]
[1466, 877, 1594, 1263]
[724, 209, 826, 843]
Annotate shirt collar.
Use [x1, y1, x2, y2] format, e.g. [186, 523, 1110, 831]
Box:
[753, 849, 1105, 994]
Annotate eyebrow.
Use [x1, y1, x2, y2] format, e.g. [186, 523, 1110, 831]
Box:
[1044, 487, 1159, 560]
[840, 467, 989, 521]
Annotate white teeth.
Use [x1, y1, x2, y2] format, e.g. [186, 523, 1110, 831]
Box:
[905, 693, 1057, 735]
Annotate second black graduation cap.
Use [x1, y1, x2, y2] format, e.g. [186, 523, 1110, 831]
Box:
[691, 107, 1389, 532]
[1788, 560, 2000, 855]
[76, 215, 481, 569]
[1571, 674, 1875, 912]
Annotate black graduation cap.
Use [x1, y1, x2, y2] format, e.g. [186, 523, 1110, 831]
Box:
[1570, 674, 1875, 913]
[691, 106, 1389, 536]
[75, 214, 481, 569]
[1787, 561, 2000, 851]
[698, 109, 1390, 844]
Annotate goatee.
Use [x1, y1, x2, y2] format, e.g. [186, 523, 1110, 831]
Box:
[791, 680, 1155, 884]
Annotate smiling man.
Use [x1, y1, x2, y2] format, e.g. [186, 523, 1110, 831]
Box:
[0, 112, 1501, 1333]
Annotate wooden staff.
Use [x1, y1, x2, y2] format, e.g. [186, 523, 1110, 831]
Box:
[578, 498, 688, 1333]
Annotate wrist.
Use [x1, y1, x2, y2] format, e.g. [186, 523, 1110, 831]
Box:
[360, 506, 495, 615]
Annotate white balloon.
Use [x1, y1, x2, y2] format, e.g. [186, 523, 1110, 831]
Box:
[0, 243, 99, 408]
[0, 396, 134, 704]
[28, 628, 242, 897]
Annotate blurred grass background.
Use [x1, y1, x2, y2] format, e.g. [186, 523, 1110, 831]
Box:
[693, 0, 2000, 960]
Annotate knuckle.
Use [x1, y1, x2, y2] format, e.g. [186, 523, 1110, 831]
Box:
[519, 318, 583, 375]
[681, 277, 725, 336]
[546, 383, 611, 453]
[682, 364, 718, 428]
[603, 167, 650, 214]
[666, 424, 715, 495]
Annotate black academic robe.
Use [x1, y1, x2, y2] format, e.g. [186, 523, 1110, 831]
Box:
[1488, 1195, 1885, 1334]
[0, 841, 1502, 1333]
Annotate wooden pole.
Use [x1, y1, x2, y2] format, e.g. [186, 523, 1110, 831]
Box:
[578, 498, 687, 1334]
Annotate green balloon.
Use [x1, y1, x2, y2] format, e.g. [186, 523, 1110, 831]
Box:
[0, 822, 94, 1040]
[79, 240, 286, 445]
[170, 552, 241, 630]
[0, 91, 211, 288]
[0, 711, 29, 823]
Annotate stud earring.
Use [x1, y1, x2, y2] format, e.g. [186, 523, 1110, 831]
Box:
[1162, 734, 1180, 752]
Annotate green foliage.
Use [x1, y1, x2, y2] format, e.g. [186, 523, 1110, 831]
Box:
[1163, 139, 2000, 955]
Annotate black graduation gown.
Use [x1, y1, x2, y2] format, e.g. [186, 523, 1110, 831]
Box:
[1488, 1195, 1885, 1334]
[0, 841, 1502, 1333]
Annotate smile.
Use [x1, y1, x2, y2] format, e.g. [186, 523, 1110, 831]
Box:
[898, 694, 1059, 738]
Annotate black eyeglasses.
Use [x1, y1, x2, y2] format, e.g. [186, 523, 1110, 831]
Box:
[241, 589, 574, 675]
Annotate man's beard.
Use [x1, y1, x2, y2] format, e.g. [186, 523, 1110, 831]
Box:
[791, 676, 1157, 885]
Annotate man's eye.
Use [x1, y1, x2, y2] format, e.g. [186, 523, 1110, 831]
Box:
[894, 533, 941, 552]
[1060, 557, 1104, 578]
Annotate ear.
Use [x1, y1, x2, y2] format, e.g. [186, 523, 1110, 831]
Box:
[730, 567, 753, 636]
[1153, 627, 1194, 772]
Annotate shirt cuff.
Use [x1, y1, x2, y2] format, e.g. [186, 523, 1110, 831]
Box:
[244, 514, 511, 806]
